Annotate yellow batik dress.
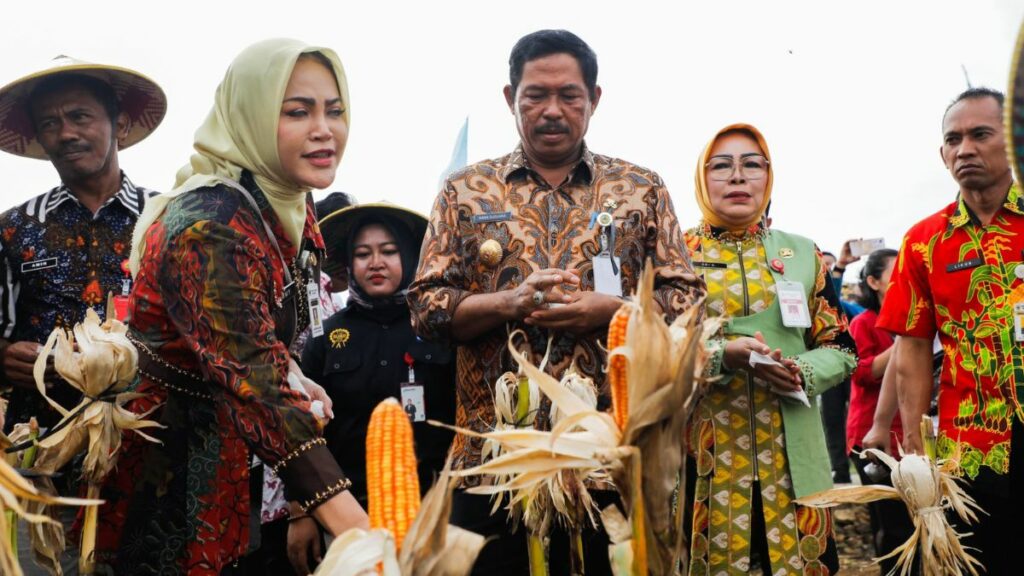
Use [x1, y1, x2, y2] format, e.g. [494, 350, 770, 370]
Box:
[684, 223, 856, 576]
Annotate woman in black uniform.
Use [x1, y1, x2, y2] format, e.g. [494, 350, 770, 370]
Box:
[301, 202, 455, 501]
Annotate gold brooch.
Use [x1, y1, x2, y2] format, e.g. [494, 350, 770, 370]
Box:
[479, 239, 503, 268]
[329, 328, 350, 349]
[602, 198, 618, 211]
[779, 248, 794, 259]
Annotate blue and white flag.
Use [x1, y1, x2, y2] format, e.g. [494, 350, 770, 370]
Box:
[437, 117, 468, 189]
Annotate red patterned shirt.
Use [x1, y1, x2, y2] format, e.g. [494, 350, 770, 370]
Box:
[878, 183, 1024, 478]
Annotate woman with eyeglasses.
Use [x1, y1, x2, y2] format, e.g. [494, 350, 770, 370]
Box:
[683, 124, 856, 575]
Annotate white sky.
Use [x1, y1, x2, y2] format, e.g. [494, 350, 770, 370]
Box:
[2, 1, 1022, 279]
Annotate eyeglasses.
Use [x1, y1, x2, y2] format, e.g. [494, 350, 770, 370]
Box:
[705, 155, 770, 181]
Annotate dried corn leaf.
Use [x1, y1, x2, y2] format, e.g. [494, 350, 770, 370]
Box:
[399, 460, 485, 575]
[31, 310, 161, 484]
[315, 528, 400, 576]
[0, 456, 100, 576]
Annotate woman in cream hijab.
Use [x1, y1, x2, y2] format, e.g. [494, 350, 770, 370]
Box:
[682, 124, 856, 575]
[97, 39, 367, 575]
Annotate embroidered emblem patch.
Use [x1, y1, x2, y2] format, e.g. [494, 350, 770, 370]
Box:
[329, 328, 350, 349]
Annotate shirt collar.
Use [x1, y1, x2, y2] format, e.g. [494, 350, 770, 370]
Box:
[45, 172, 144, 219]
[499, 142, 596, 186]
[947, 181, 1023, 230]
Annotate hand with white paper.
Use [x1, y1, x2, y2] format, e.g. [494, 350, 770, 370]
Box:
[286, 357, 333, 422]
[748, 351, 811, 407]
[723, 331, 803, 392]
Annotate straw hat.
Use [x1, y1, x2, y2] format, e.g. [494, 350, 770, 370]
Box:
[318, 202, 428, 275]
[0, 56, 166, 159]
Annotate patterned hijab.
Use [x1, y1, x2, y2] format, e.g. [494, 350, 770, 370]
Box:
[694, 123, 774, 234]
[129, 38, 350, 276]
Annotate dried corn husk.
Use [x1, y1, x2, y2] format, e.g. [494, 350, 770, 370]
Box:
[398, 460, 485, 575]
[603, 263, 718, 575]
[0, 453, 100, 576]
[316, 463, 483, 576]
[31, 309, 161, 574]
[31, 309, 160, 482]
[796, 448, 983, 576]
[314, 528, 401, 576]
[1, 422, 65, 576]
[454, 262, 717, 575]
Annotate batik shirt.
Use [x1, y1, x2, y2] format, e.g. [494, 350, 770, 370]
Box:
[97, 174, 346, 574]
[878, 183, 1024, 479]
[0, 173, 155, 425]
[409, 143, 705, 484]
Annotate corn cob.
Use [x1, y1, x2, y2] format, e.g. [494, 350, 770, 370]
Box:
[366, 398, 421, 550]
[607, 305, 631, 431]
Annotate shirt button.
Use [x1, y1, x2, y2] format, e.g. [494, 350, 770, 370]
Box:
[380, 360, 388, 367]
[425, 354, 432, 360]
[333, 363, 340, 369]
[382, 324, 389, 330]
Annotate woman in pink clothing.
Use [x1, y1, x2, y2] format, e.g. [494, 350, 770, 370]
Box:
[846, 247, 911, 573]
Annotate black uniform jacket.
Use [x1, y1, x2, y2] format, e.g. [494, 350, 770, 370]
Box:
[301, 302, 456, 503]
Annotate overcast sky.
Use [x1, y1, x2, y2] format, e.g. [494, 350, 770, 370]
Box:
[2, 1, 1022, 278]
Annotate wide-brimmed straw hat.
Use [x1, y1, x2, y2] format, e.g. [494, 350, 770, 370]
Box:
[318, 202, 428, 275]
[0, 55, 167, 159]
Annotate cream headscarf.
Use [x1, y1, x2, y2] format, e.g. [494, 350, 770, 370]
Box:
[129, 38, 350, 276]
[694, 123, 773, 234]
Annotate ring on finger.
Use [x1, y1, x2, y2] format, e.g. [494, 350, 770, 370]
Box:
[532, 289, 545, 306]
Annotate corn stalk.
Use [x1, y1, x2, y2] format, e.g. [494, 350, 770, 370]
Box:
[27, 309, 161, 574]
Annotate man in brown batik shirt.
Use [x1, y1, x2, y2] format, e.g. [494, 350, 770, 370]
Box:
[408, 29, 704, 575]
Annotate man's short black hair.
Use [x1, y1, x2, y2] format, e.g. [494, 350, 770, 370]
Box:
[943, 86, 1004, 125]
[27, 73, 120, 130]
[509, 29, 598, 100]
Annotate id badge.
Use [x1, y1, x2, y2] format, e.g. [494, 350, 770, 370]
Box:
[593, 254, 623, 297]
[400, 383, 426, 422]
[306, 282, 324, 338]
[1014, 302, 1024, 342]
[776, 280, 812, 328]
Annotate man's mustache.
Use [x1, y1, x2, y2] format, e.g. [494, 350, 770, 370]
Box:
[534, 123, 569, 135]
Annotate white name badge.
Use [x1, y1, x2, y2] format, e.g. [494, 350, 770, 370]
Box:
[400, 383, 426, 422]
[776, 280, 812, 328]
[1014, 303, 1024, 342]
[593, 254, 623, 297]
[307, 282, 325, 338]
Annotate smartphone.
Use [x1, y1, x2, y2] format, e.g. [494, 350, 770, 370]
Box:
[850, 238, 885, 257]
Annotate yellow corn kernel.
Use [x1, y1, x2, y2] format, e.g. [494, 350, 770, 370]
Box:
[366, 397, 421, 549]
[608, 305, 630, 431]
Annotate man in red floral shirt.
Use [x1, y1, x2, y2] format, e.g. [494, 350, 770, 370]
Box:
[878, 87, 1022, 571]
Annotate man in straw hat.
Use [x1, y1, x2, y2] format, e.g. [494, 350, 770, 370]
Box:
[0, 57, 166, 432]
[409, 29, 704, 574]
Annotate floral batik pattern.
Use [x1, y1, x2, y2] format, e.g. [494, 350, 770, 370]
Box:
[409, 143, 705, 485]
[96, 173, 344, 575]
[879, 183, 1024, 478]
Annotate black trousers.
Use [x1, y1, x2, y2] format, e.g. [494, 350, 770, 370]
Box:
[451, 490, 617, 576]
[951, 418, 1024, 575]
[820, 378, 851, 482]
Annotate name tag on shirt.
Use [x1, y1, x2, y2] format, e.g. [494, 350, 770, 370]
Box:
[777, 280, 812, 328]
[307, 282, 324, 338]
[21, 257, 58, 273]
[401, 383, 426, 422]
[593, 254, 623, 297]
[946, 258, 983, 273]
[471, 211, 513, 224]
[692, 261, 727, 269]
